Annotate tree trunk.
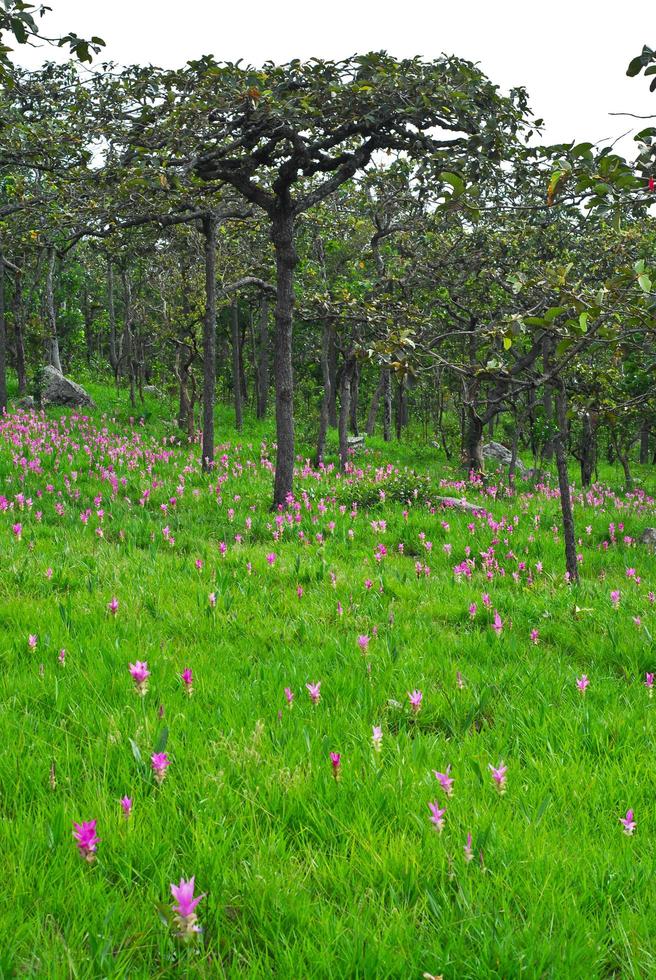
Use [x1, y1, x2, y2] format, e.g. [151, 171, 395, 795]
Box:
[338, 353, 355, 471]
[327, 327, 338, 427]
[231, 297, 243, 432]
[11, 268, 26, 395]
[271, 212, 297, 508]
[465, 405, 485, 476]
[107, 259, 119, 377]
[201, 214, 218, 470]
[542, 335, 554, 461]
[580, 412, 596, 487]
[315, 319, 333, 466]
[0, 255, 6, 415]
[395, 376, 407, 439]
[639, 421, 650, 465]
[554, 384, 579, 583]
[508, 419, 520, 486]
[366, 369, 385, 436]
[382, 367, 392, 442]
[349, 360, 360, 436]
[256, 294, 269, 418]
[121, 271, 136, 408]
[82, 286, 93, 365]
[45, 247, 62, 373]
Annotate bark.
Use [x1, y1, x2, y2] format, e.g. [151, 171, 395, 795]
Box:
[508, 420, 520, 486]
[82, 285, 93, 364]
[315, 319, 333, 466]
[382, 367, 392, 442]
[107, 259, 119, 376]
[464, 405, 485, 476]
[11, 268, 26, 394]
[639, 421, 650, 465]
[231, 297, 243, 432]
[256, 294, 269, 418]
[271, 212, 297, 507]
[201, 214, 218, 470]
[580, 412, 596, 487]
[365, 369, 385, 437]
[121, 271, 136, 408]
[0, 254, 6, 414]
[349, 360, 360, 436]
[45, 247, 62, 373]
[338, 352, 356, 470]
[554, 384, 579, 583]
[542, 335, 554, 461]
[395, 376, 408, 439]
[327, 327, 338, 427]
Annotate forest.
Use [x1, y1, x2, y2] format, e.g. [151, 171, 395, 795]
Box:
[2, 3, 656, 977]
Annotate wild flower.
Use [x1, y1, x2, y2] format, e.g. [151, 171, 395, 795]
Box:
[464, 832, 473, 862]
[576, 675, 590, 694]
[151, 752, 171, 785]
[530, 629, 539, 644]
[620, 809, 636, 836]
[107, 597, 119, 616]
[357, 634, 370, 653]
[28, 634, 37, 650]
[120, 796, 133, 818]
[408, 690, 423, 713]
[489, 761, 507, 793]
[372, 725, 383, 752]
[645, 672, 654, 697]
[73, 819, 99, 861]
[492, 610, 503, 634]
[428, 801, 446, 832]
[180, 668, 193, 695]
[129, 661, 150, 696]
[284, 687, 294, 707]
[330, 752, 341, 779]
[306, 682, 321, 704]
[433, 765, 454, 797]
[170, 876, 205, 939]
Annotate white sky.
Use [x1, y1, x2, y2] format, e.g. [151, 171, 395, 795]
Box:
[17, 0, 656, 153]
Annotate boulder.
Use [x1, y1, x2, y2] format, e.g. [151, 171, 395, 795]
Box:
[434, 495, 486, 513]
[15, 395, 35, 410]
[143, 385, 164, 398]
[640, 527, 656, 550]
[40, 366, 94, 408]
[483, 441, 527, 475]
[347, 434, 366, 452]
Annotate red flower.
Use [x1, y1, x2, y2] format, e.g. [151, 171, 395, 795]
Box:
[649, 176, 655, 191]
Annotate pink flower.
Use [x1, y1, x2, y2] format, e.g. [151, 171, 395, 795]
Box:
[120, 796, 133, 818]
[489, 761, 507, 793]
[73, 819, 99, 861]
[372, 725, 383, 752]
[170, 876, 205, 938]
[151, 752, 171, 784]
[620, 809, 636, 836]
[492, 610, 503, 634]
[530, 629, 539, 645]
[28, 634, 37, 650]
[433, 765, 454, 797]
[645, 672, 654, 697]
[610, 590, 621, 608]
[208, 592, 217, 608]
[296, 585, 303, 599]
[306, 682, 321, 704]
[180, 668, 193, 695]
[284, 687, 294, 707]
[464, 832, 473, 862]
[330, 752, 341, 779]
[357, 634, 370, 653]
[576, 675, 590, 694]
[12, 522, 22, 540]
[456, 671, 465, 690]
[408, 689, 423, 714]
[428, 801, 446, 832]
[265, 552, 276, 566]
[107, 597, 119, 616]
[468, 602, 477, 619]
[129, 660, 150, 696]
[58, 648, 66, 666]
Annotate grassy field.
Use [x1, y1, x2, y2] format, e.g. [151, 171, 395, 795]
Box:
[1, 384, 656, 978]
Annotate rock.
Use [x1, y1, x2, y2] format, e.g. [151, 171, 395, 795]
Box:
[40, 366, 94, 408]
[434, 495, 487, 513]
[347, 434, 366, 451]
[15, 395, 35, 410]
[143, 385, 164, 398]
[640, 527, 656, 549]
[483, 441, 527, 475]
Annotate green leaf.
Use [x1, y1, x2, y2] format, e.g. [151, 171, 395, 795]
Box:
[503, 336, 512, 350]
[627, 55, 646, 77]
[153, 726, 169, 754]
[129, 739, 143, 765]
[638, 273, 652, 292]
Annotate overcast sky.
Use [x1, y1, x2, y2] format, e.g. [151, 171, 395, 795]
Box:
[17, 0, 655, 154]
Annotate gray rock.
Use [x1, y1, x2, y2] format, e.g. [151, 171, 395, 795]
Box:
[347, 434, 366, 451]
[434, 495, 486, 513]
[15, 395, 35, 410]
[40, 366, 94, 408]
[143, 385, 164, 398]
[483, 441, 527, 475]
[640, 527, 656, 549]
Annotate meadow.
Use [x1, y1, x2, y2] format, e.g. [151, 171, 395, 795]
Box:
[1, 384, 656, 979]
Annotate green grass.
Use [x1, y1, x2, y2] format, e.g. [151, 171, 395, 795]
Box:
[1, 385, 655, 978]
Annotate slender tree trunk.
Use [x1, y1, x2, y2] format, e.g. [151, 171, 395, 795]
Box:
[12, 269, 26, 395]
[315, 319, 333, 466]
[366, 369, 385, 436]
[464, 405, 485, 476]
[0, 254, 6, 414]
[201, 214, 218, 470]
[349, 360, 360, 436]
[542, 335, 554, 461]
[107, 259, 118, 377]
[580, 412, 596, 487]
[395, 376, 407, 438]
[256, 294, 269, 418]
[327, 328, 338, 427]
[508, 418, 520, 486]
[639, 421, 650, 465]
[554, 384, 579, 583]
[45, 247, 62, 373]
[82, 286, 93, 365]
[121, 271, 136, 408]
[271, 212, 297, 508]
[382, 367, 392, 441]
[231, 297, 243, 432]
[338, 353, 355, 471]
